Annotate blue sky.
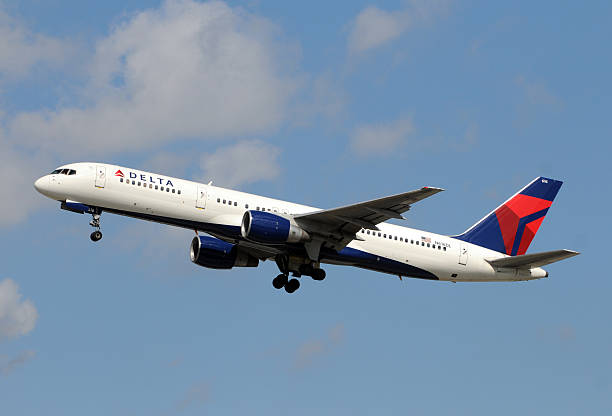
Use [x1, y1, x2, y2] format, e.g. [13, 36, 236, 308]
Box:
[0, 0, 610, 414]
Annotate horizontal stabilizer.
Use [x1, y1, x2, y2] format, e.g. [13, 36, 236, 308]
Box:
[486, 249, 579, 269]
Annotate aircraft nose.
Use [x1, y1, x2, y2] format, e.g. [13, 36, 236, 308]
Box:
[34, 176, 48, 194]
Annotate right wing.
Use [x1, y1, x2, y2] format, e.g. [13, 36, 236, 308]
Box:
[294, 186, 443, 256]
[486, 249, 580, 269]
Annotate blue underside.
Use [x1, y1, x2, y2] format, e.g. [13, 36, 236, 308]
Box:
[101, 206, 439, 280]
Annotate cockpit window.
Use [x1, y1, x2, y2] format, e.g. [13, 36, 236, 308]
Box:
[51, 168, 77, 175]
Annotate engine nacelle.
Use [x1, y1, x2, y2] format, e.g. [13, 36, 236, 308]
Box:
[190, 236, 259, 269]
[241, 210, 310, 244]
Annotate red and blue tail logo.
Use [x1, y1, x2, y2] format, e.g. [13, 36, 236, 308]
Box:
[454, 177, 563, 255]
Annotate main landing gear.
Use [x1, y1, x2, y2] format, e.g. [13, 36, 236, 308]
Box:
[89, 210, 103, 242]
[272, 255, 326, 294]
[272, 274, 300, 293]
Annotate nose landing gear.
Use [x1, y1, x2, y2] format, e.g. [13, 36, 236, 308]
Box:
[89, 210, 103, 242]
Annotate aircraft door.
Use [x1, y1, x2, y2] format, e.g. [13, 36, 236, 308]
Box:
[95, 165, 106, 188]
[459, 243, 468, 266]
[196, 186, 207, 209]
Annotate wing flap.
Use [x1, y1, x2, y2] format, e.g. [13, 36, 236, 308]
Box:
[486, 249, 579, 269]
[292, 186, 443, 253]
[295, 186, 443, 229]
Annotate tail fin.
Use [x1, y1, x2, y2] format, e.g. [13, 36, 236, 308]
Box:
[454, 177, 563, 255]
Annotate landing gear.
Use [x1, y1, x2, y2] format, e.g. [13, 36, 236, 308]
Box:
[311, 268, 326, 281]
[299, 264, 326, 281]
[273, 254, 327, 293]
[89, 210, 103, 242]
[272, 274, 288, 289]
[90, 230, 103, 242]
[285, 278, 300, 293]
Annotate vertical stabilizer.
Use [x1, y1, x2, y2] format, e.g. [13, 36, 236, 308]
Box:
[454, 177, 563, 255]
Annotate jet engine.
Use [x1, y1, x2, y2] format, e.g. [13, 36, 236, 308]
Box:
[190, 236, 259, 269]
[241, 211, 310, 244]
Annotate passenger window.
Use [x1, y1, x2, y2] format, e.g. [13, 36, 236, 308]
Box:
[172, 189, 175, 193]
[217, 198, 220, 203]
[400, 237, 403, 242]
[367, 230, 370, 235]
[178, 190, 181, 195]
[120, 178, 124, 183]
[149, 184, 153, 189]
[245, 204, 249, 209]
[155, 185, 158, 190]
[443, 247, 447, 251]
[161, 187, 164, 191]
[132, 180, 135, 185]
[166, 188, 170, 192]
[223, 200, 226, 204]
[411, 240, 414, 244]
[378, 232, 381, 237]
[256, 206, 260, 210]
[234, 202, 237, 206]
[394, 236, 397, 240]
[138, 182, 141, 186]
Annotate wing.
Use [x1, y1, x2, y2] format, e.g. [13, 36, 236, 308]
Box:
[294, 186, 444, 254]
[486, 249, 579, 269]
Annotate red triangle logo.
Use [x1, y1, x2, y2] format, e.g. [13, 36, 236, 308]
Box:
[115, 170, 124, 177]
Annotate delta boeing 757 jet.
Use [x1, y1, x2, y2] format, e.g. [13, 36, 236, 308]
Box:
[34, 163, 579, 293]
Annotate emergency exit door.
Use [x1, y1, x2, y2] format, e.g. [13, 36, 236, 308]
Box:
[459, 243, 468, 266]
[95, 165, 106, 188]
[196, 186, 207, 209]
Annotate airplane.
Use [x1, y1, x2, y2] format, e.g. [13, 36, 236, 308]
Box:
[33, 163, 579, 293]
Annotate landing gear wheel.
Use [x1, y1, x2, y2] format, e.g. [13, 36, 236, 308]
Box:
[311, 269, 326, 281]
[90, 230, 103, 242]
[285, 278, 300, 293]
[272, 274, 288, 289]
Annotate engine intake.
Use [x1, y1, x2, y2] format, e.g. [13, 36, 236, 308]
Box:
[241, 210, 309, 244]
[190, 236, 259, 269]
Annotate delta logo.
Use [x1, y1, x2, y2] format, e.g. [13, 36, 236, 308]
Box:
[120, 170, 175, 187]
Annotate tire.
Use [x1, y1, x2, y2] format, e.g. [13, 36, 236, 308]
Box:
[272, 274, 288, 289]
[90, 231, 102, 242]
[311, 269, 326, 281]
[285, 278, 300, 293]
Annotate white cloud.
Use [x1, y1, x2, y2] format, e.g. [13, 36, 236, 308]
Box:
[9, 0, 299, 156]
[351, 117, 414, 155]
[0, 278, 38, 341]
[292, 323, 345, 370]
[515, 76, 563, 109]
[0, 8, 74, 79]
[0, 138, 48, 226]
[176, 382, 210, 411]
[0, 350, 36, 376]
[199, 140, 281, 188]
[348, 1, 450, 54]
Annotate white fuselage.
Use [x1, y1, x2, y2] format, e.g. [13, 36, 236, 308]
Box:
[34, 162, 548, 282]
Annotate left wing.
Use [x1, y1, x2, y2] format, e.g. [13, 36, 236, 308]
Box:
[294, 186, 443, 257]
